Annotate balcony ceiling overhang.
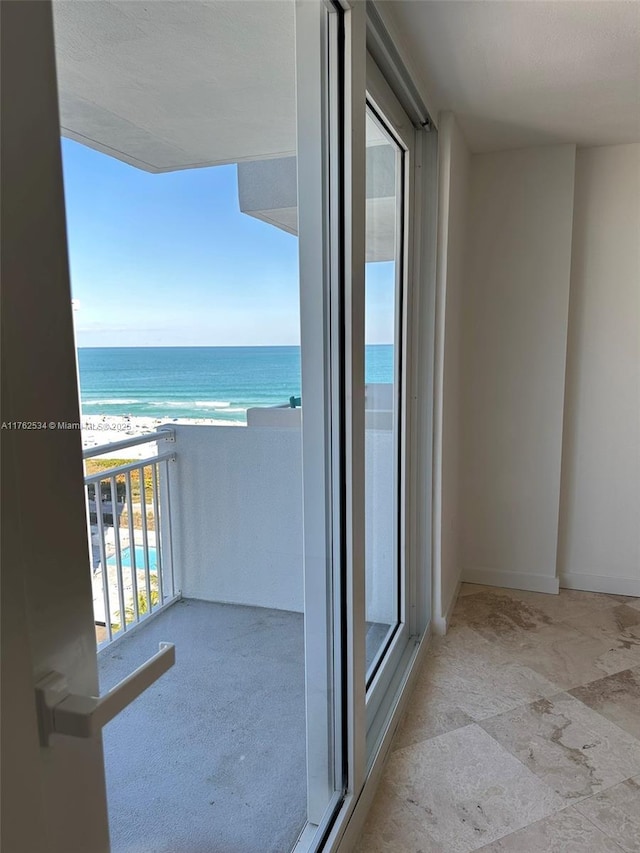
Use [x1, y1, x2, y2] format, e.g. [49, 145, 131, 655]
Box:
[237, 123, 400, 260]
[53, 0, 297, 172]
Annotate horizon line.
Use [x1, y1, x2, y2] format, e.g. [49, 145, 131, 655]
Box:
[76, 342, 395, 349]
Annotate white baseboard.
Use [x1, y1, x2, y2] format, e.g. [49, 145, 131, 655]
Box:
[462, 568, 560, 595]
[433, 579, 462, 635]
[559, 573, 640, 598]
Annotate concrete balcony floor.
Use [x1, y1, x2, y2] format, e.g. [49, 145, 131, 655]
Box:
[98, 598, 306, 853]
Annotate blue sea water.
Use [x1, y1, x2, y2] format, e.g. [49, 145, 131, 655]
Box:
[78, 346, 393, 424]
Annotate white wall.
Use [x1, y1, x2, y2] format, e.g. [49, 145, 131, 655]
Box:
[170, 425, 305, 612]
[557, 144, 640, 596]
[168, 424, 396, 621]
[433, 112, 470, 629]
[247, 406, 301, 428]
[460, 144, 576, 593]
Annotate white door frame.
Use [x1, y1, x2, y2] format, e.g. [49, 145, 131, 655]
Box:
[319, 2, 438, 849]
[296, 0, 345, 828]
[2, 2, 352, 851]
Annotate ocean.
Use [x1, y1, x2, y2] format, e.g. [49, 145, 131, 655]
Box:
[78, 346, 393, 424]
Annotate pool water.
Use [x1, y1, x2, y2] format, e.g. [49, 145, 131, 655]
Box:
[107, 545, 158, 572]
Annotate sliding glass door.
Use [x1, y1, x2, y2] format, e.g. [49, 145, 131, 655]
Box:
[50, 1, 346, 851]
[364, 104, 406, 681]
[24, 0, 431, 848]
[363, 59, 416, 748]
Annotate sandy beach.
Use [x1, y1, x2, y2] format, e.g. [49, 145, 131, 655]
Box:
[82, 413, 243, 459]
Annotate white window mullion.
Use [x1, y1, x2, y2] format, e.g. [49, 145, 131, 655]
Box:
[342, 0, 368, 798]
[295, 0, 340, 825]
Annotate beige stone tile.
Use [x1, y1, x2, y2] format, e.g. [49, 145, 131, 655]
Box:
[399, 600, 637, 755]
[449, 589, 630, 688]
[450, 591, 555, 639]
[451, 593, 610, 676]
[355, 787, 448, 853]
[395, 622, 561, 749]
[563, 604, 640, 638]
[567, 604, 640, 674]
[430, 624, 494, 660]
[569, 667, 640, 739]
[393, 682, 475, 750]
[474, 806, 625, 852]
[466, 608, 633, 691]
[580, 638, 640, 680]
[459, 583, 500, 597]
[452, 587, 632, 639]
[533, 636, 635, 688]
[453, 590, 640, 686]
[489, 622, 618, 690]
[363, 724, 564, 853]
[358, 587, 640, 853]
[480, 693, 640, 804]
[575, 776, 640, 853]
[518, 588, 635, 621]
[454, 587, 636, 635]
[560, 606, 640, 673]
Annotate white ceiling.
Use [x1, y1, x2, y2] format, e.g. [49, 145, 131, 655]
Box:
[380, 0, 640, 152]
[53, 0, 296, 171]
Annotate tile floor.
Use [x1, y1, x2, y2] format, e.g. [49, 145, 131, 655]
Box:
[357, 584, 640, 852]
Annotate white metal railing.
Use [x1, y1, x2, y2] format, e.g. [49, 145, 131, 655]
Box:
[83, 430, 178, 647]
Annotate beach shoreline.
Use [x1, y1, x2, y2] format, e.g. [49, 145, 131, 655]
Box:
[82, 413, 244, 459]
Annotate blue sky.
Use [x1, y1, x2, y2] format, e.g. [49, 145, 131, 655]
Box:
[61, 138, 395, 347]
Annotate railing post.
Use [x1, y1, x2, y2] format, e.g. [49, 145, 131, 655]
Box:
[157, 457, 175, 602]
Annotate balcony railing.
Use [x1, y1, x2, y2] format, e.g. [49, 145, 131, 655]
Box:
[83, 389, 394, 649]
[83, 429, 178, 648]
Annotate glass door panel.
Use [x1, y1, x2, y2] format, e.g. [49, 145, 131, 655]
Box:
[52, 1, 341, 850]
[364, 106, 405, 685]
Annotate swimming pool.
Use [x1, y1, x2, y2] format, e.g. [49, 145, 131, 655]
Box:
[107, 545, 158, 572]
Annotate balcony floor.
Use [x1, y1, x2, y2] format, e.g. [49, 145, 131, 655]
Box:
[98, 598, 306, 853]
